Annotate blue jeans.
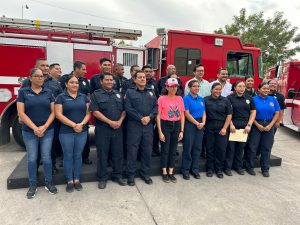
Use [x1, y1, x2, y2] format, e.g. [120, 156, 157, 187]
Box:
[59, 131, 87, 182]
[22, 129, 54, 186]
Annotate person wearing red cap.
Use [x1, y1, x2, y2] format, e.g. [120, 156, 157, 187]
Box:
[156, 78, 185, 183]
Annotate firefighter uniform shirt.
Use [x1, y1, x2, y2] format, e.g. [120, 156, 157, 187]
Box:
[227, 93, 256, 120]
[89, 89, 124, 127]
[17, 87, 54, 132]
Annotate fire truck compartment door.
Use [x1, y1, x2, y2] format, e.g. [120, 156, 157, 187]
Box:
[47, 42, 73, 74]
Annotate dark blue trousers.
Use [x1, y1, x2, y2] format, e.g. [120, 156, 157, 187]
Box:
[245, 121, 275, 172]
[225, 119, 248, 171]
[181, 120, 204, 174]
[126, 121, 153, 179]
[205, 120, 228, 173]
[95, 125, 123, 181]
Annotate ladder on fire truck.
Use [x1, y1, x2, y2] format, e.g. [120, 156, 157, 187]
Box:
[0, 17, 142, 40]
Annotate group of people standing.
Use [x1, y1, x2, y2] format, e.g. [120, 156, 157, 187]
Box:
[17, 58, 285, 199]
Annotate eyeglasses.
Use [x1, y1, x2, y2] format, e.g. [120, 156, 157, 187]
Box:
[196, 70, 204, 72]
[31, 75, 45, 79]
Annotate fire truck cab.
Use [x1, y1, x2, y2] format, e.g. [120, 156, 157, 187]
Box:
[145, 29, 263, 87]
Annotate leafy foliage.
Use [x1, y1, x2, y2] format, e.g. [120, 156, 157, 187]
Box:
[215, 8, 300, 72]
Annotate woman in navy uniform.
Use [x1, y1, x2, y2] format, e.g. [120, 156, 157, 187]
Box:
[225, 81, 256, 176]
[181, 80, 206, 180]
[55, 75, 90, 192]
[204, 83, 232, 178]
[245, 82, 280, 177]
[17, 68, 57, 199]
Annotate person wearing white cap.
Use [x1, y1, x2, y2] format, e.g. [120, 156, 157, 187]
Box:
[156, 78, 185, 183]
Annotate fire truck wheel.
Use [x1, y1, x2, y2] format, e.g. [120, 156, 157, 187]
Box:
[12, 115, 25, 148]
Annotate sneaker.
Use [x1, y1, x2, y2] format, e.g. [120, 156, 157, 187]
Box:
[98, 181, 107, 189]
[26, 185, 37, 199]
[191, 172, 200, 179]
[236, 169, 245, 175]
[66, 183, 74, 193]
[168, 174, 177, 183]
[45, 183, 58, 195]
[74, 182, 83, 191]
[216, 171, 224, 179]
[127, 178, 135, 186]
[162, 174, 170, 183]
[206, 171, 213, 177]
[112, 178, 127, 186]
[262, 171, 270, 177]
[246, 169, 256, 176]
[224, 169, 232, 176]
[182, 173, 190, 180]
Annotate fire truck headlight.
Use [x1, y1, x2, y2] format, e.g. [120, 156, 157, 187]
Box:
[0, 89, 12, 102]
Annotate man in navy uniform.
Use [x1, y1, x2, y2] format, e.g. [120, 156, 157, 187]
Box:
[121, 64, 140, 95]
[124, 70, 158, 186]
[90, 58, 120, 93]
[90, 73, 127, 189]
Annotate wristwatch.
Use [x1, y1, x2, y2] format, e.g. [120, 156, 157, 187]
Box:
[247, 124, 252, 127]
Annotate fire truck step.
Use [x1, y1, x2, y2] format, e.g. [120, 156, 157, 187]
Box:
[6, 147, 282, 190]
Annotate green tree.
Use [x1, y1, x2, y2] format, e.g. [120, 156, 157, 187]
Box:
[215, 8, 300, 73]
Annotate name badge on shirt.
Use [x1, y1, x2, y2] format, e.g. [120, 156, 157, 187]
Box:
[82, 81, 86, 86]
[26, 93, 35, 97]
[246, 99, 250, 104]
[149, 92, 153, 96]
[116, 94, 121, 98]
[151, 85, 154, 90]
[270, 102, 274, 107]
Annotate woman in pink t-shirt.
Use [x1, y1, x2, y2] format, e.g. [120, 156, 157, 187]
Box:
[156, 78, 185, 183]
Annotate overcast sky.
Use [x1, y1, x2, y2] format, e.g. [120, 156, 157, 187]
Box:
[1, 0, 300, 58]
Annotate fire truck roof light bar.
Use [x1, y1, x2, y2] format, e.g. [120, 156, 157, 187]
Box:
[0, 17, 142, 41]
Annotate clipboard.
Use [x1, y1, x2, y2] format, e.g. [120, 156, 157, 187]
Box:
[228, 129, 248, 142]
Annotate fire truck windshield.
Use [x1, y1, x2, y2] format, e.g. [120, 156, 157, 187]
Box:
[227, 52, 254, 78]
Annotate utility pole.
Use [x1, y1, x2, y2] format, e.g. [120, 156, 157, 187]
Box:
[21, 5, 29, 19]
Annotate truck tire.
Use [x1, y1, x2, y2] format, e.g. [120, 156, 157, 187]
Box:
[12, 115, 25, 148]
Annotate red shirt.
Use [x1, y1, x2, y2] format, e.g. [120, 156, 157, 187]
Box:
[158, 95, 185, 121]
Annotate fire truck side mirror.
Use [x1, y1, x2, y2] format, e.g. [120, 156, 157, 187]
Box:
[287, 89, 295, 99]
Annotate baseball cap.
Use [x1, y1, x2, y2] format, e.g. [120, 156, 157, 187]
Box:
[166, 78, 179, 87]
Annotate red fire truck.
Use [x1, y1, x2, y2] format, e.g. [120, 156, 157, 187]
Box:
[145, 28, 263, 85]
[0, 17, 145, 146]
[267, 62, 300, 132]
[0, 17, 263, 146]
